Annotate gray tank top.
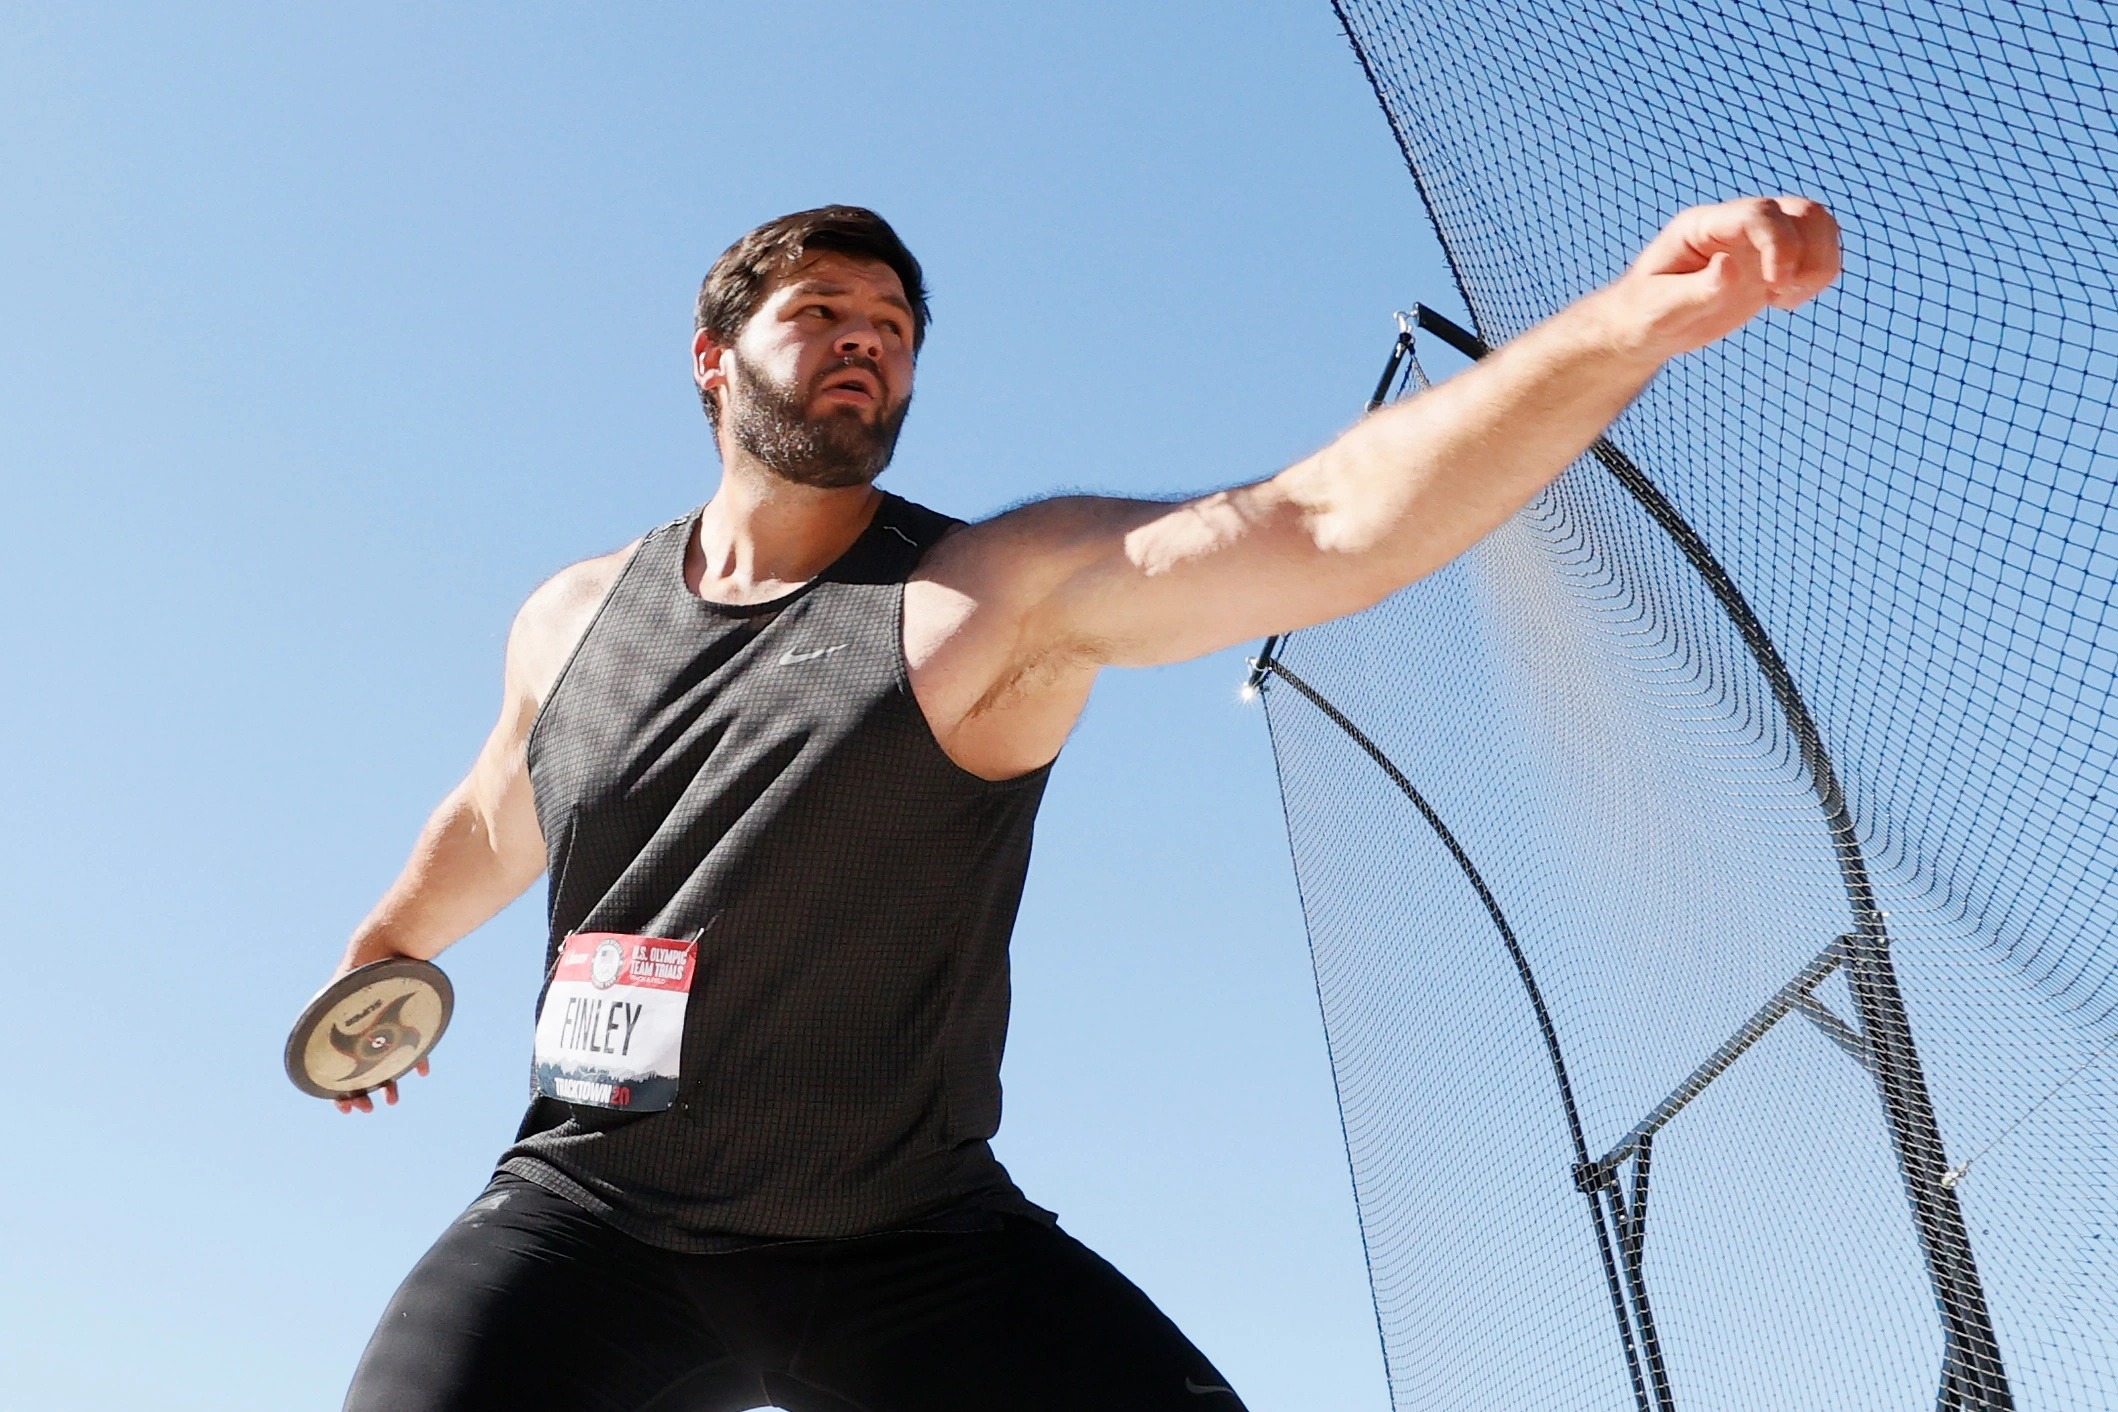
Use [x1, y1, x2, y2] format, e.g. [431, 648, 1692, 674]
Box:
[499, 494, 1053, 1252]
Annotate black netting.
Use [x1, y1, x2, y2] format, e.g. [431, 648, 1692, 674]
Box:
[1256, 3, 2118, 1409]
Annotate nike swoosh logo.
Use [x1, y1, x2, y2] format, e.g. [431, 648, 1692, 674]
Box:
[1185, 1377, 1235, 1396]
[778, 643, 848, 665]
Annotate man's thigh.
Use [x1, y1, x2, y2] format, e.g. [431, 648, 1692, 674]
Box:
[774, 1219, 1250, 1412]
[343, 1175, 759, 1412]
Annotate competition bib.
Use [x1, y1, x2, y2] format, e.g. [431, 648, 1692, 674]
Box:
[533, 933, 696, 1111]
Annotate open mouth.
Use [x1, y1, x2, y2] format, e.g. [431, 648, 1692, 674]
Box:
[816, 365, 884, 406]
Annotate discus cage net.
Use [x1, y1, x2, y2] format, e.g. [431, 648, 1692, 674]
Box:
[1249, 3, 2118, 1409]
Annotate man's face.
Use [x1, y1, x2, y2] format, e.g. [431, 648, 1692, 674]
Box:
[703, 252, 918, 490]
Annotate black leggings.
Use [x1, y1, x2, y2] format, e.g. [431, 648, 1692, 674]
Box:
[344, 1175, 1248, 1412]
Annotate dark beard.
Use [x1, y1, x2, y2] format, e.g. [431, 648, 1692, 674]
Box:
[726, 354, 911, 490]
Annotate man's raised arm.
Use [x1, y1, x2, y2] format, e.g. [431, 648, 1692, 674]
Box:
[910, 199, 1839, 777]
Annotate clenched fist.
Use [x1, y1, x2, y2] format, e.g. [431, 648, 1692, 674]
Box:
[1607, 197, 1841, 359]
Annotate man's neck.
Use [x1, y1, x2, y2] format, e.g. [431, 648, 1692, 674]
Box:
[686, 458, 883, 606]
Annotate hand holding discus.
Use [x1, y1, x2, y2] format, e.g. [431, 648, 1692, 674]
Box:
[285, 957, 452, 1113]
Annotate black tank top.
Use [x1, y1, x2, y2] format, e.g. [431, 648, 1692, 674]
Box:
[499, 494, 1054, 1251]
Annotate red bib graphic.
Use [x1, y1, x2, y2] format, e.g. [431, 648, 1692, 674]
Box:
[533, 933, 695, 1111]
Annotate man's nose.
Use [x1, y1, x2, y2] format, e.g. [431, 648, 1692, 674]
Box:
[835, 320, 882, 358]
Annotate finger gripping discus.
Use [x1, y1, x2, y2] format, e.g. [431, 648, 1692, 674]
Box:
[284, 958, 453, 1099]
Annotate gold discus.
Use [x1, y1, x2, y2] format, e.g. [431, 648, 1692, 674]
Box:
[284, 958, 453, 1099]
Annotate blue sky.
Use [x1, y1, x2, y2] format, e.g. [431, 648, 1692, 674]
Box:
[0, 5, 1463, 1408]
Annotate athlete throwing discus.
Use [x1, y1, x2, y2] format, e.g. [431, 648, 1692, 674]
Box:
[324, 200, 1837, 1411]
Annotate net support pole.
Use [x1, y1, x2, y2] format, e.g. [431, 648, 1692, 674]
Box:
[1849, 931, 2016, 1412]
[1408, 303, 2013, 1411]
[1613, 1137, 1676, 1412]
[1257, 656, 1664, 1412]
[1584, 937, 1851, 1185]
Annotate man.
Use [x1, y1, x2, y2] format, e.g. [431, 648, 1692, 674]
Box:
[331, 200, 1838, 1410]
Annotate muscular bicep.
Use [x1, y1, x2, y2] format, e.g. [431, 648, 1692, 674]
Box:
[908, 451, 1441, 773]
[1038, 481, 1362, 667]
[962, 474, 1374, 676]
[906, 489, 1340, 777]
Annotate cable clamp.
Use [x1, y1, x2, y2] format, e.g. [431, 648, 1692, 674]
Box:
[1239, 658, 1273, 700]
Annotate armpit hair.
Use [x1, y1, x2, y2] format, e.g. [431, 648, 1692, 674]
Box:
[962, 634, 1111, 720]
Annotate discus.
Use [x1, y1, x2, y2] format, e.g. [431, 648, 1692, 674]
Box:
[284, 958, 453, 1099]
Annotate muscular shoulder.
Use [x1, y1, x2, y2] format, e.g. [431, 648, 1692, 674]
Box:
[903, 495, 1170, 779]
[506, 542, 639, 710]
[908, 497, 1114, 663]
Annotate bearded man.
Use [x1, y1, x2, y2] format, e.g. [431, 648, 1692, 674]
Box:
[328, 202, 1838, 1411]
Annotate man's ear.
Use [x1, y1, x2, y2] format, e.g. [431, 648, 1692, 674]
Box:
[693, 328, 732, 408]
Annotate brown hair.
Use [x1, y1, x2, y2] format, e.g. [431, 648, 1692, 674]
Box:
[694, 206, 929, 427]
